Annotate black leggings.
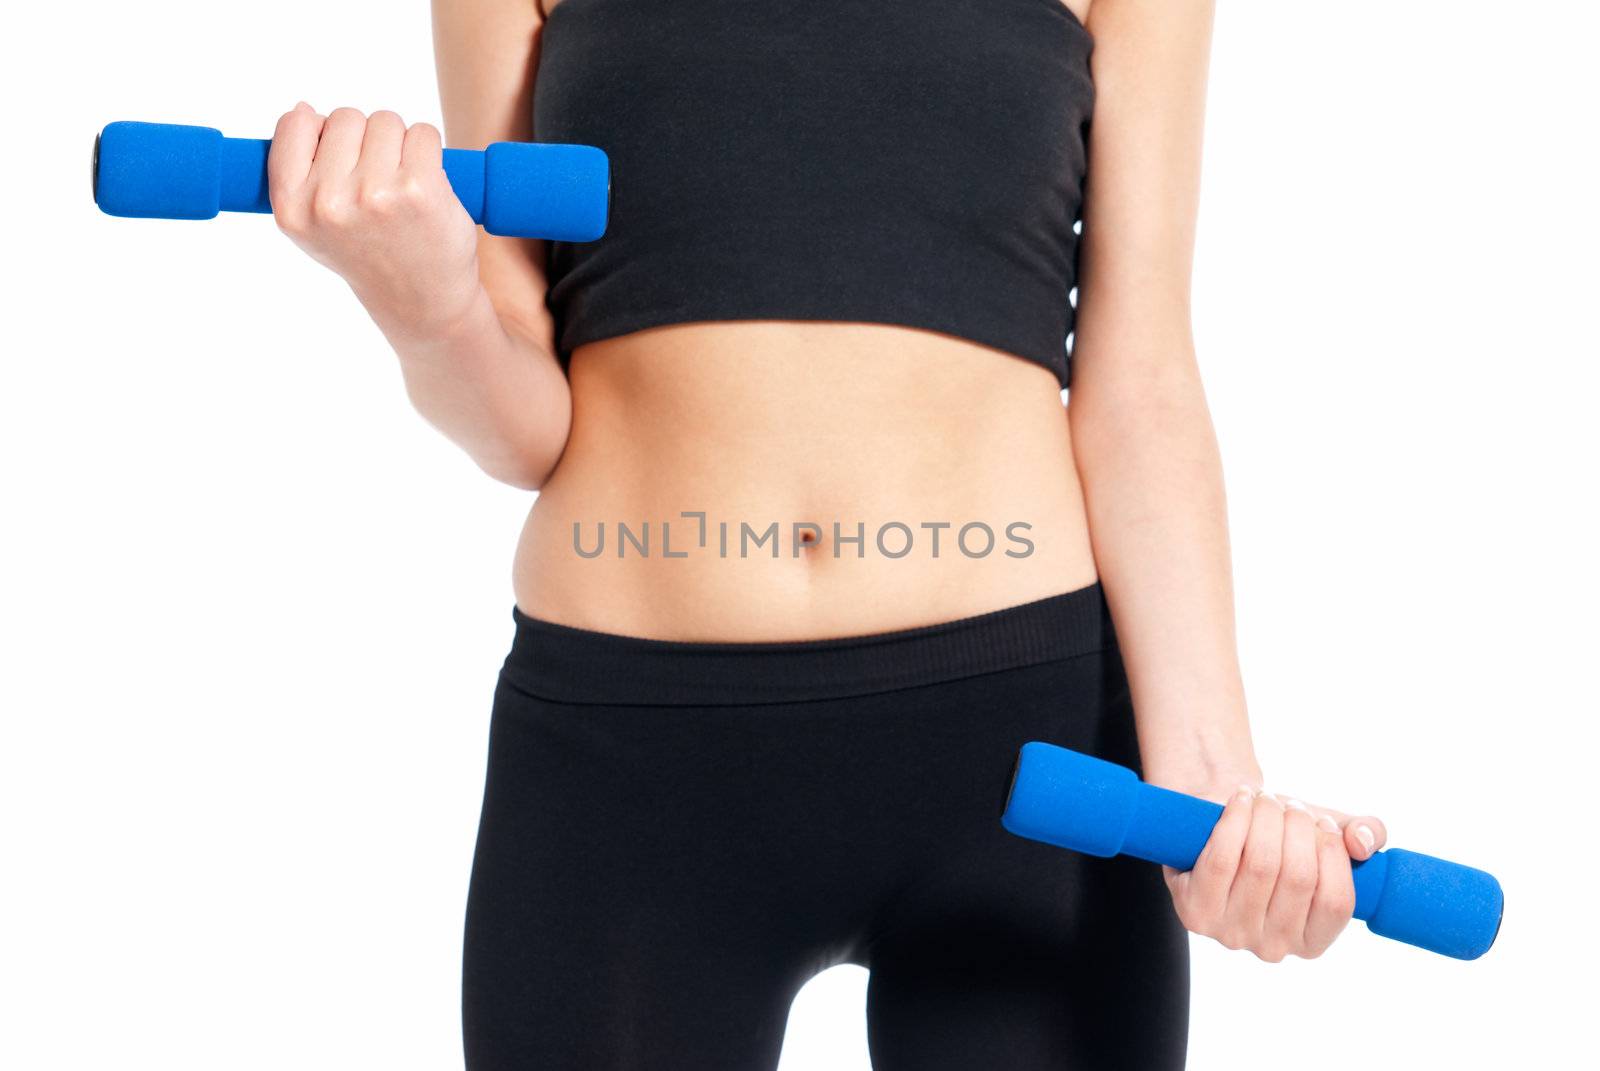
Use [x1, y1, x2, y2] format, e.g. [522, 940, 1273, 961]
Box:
[462, 581, 1190, 1069]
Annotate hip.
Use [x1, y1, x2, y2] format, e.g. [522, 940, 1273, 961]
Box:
[464, 581, 1190, 1068]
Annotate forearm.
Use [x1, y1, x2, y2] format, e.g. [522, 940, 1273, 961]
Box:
[360, 280, 571, 491]
[1068, 339, 1262, 796]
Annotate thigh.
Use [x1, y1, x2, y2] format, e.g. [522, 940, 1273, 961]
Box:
[860, 650, 1192, 1070]
[864, 850, 1190, 1070]
[461, 681, 808, 1071]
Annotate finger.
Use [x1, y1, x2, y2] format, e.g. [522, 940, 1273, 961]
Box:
[1343, 815, 1387, 861]
[267, 101, 325, 200]
[1223, 791, 1286, 947]
[354, 109, 406, 180]
[1178, 784, 1257, 924]
[309, 106, 368, 181]
[401, 121, 444, 174]
[1299, 800, 1387, 861]
[1303, 812, 1357, 955]
[1162, 863, 1188, 901]
[1261, 798, 1318, 960]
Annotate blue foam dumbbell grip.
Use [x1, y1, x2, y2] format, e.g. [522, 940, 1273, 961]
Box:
[1002, 741, 1502, 960]
[93, 120, 609, 243]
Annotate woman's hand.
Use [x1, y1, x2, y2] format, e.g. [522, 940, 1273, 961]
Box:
[266, 102, 482, 335]
[1160, 782, 1389, 962]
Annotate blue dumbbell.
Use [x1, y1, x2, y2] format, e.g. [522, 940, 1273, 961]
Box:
[93, 120, 609, 243]
[1002, 741, 1503, 960]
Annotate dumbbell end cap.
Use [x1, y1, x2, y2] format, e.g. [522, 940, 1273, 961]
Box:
[1000, 741, 1140, 857]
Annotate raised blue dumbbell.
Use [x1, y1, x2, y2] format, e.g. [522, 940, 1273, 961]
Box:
[92, 120, 609, 243]
[1002, 741, 1503, 960]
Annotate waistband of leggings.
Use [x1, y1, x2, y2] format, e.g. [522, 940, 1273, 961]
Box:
[500, 581, 1117, 706]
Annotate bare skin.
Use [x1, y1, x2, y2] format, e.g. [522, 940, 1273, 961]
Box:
[268, 0, 1390, 966]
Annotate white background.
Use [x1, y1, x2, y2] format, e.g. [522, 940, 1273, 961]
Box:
[3, 2, 1595, 1067]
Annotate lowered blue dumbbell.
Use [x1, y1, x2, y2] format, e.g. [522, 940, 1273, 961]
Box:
[1002, 741, 1503, 960]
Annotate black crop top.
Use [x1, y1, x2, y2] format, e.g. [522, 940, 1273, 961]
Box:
[533, 0, 1095, 388]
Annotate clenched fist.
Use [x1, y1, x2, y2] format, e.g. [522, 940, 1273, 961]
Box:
[267, 102, 482, 333]
[1162, 783, 1388, 962]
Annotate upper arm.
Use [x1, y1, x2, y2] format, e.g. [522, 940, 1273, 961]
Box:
[1073, 0, 1216, 377]
[430, 0, 556, 350]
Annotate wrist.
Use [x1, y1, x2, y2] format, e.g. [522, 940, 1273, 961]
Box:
[1140, 728, 1263, 803]
[358, 269, 488, 347]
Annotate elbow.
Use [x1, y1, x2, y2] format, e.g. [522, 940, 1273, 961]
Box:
[478, 453, 557, 492]
[401, 374, 571, 492]
[403, 402, 567, 492]
[472, 429, 567, 492]
[478, 460, 545, 493]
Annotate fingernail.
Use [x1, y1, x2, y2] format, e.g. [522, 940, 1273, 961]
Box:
[1354, 823, 1376, 851]
[1283, 797, 1310, 814]
[1259, 791, 1283, 808]
[1234, 783, 1256, 804]
[1316, 814, 1340, 834]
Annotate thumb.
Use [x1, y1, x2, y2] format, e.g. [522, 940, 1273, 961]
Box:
[1341, 815, 1387, 861]
[1303, 801, 1389, 862]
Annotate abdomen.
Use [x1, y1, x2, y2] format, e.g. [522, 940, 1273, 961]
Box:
[513, 320, 1099, 641]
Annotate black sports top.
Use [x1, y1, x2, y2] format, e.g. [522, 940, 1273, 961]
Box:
[533, 0, 1095, 388]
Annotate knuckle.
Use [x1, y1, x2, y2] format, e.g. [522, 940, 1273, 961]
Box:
[328, 106, 365, 122]
[1242, 849, 1279, 881]
[409, 120, 441, 140]
[1215, 926, 1245, 951]
[1323, 887, 1357, 920]
[354, 181, 392, 212]
[1282, 861, 1317, 893]
[369, 108, 404, 125]
[396, 175, 429, 204]
[310, 189, 352, 225]
[354, 177, 424, 215]
[273, 206, 308, 236]
[1198, 914, 1229, 939]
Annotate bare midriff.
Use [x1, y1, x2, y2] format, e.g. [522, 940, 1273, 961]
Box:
[513, 320, 1099, 642]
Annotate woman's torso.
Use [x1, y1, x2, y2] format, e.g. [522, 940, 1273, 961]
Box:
[516, 0, 1097, 641]
[515, 321, 1097, 641]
